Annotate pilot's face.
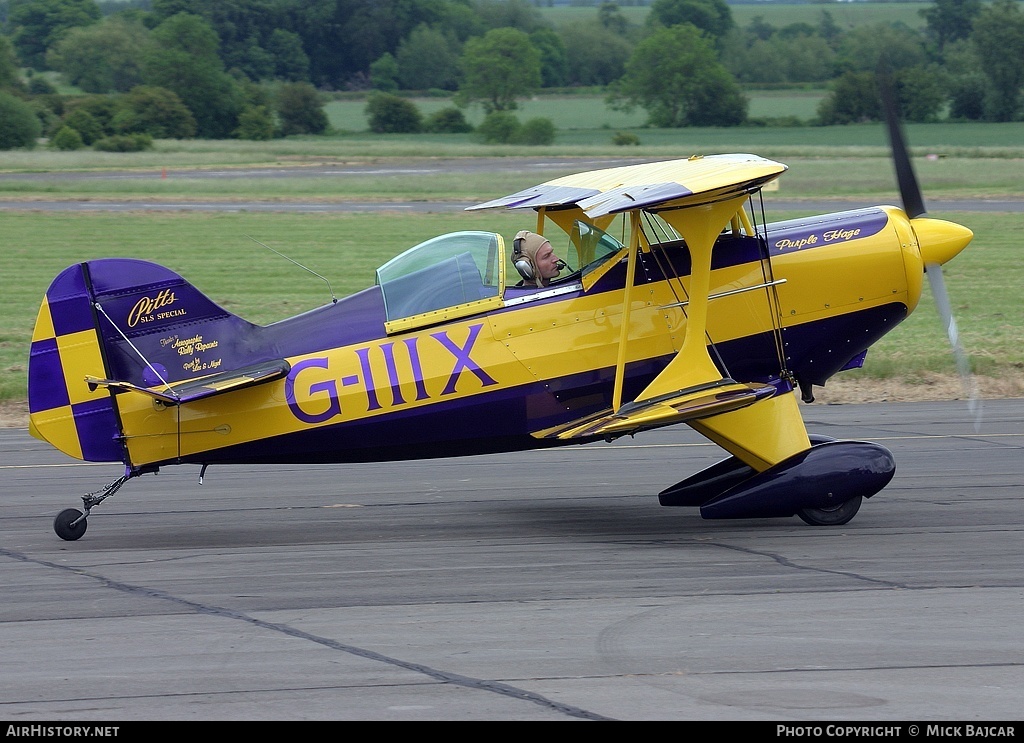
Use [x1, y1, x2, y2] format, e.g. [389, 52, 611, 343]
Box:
[534, 242, 562, 282]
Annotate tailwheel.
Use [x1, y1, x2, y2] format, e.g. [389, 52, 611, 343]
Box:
[54, 508, 88, 541]
[797, 495, 862, 526]
[52, 472, 139, 541]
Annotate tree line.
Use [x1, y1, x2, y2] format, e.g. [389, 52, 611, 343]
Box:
[1, 0, 1022, 151]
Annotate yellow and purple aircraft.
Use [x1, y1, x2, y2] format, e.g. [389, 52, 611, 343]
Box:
[29, 117, 973, 541]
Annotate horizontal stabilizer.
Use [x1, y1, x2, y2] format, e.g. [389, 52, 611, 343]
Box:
[533, 379, 776, 441]
[87, 359, 291, 405]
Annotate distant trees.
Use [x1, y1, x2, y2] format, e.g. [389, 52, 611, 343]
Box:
[920, 0, 982, 54]
[836, 22, 929, 74]
[46, 15, 151, 93]
[892, 65, 950, 123]
[811, 0, 1024, 124]
[423, 106, 472, 134]
[456, 27, 541, 113]
[0, 36, 24, 92]
[0, 90, 42, 148]
[515, 115, 555, 145]
[721, 22, 836, 85]
[276, 81, 328, 135]
[141, 13, 246, 139]
[599, 1, 628, 35]
[233, 105, 274, 141]
[647, 0, 734, 41]
[266, 29, 310, 82]
[475, 110, 519, 142]
[1, 0, 1022, 145]
[816, 19, 951, 125]
[365, 91, 422, 133]
[301, 0, 477, 88]
[396, 24, 460, 91]
[1, 2, 335, 146]
[369, 53, 400, 93]
[475, 110, 554, 145]
[475, 0, 547, 35]
[817, 65, 950, 126]
[971, 0, 1024, 121]
[8, 0, 100, 70]
[48, 124, 84, 149]
[117, 86, 197, 139]
[609, 23, 746, 127]
[561, 21, 631, 87]
[528, 27, 568, 89]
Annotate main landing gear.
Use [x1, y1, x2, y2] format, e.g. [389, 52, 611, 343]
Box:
[796, 495, 863, 526]
[658, 436, 893, 525]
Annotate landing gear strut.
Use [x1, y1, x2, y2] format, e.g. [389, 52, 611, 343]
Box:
[53, 473, 132, 541]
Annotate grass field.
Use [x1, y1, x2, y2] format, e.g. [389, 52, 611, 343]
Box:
[1, 88, 1022, 412]
[2, 117, 1023, 175]
[2, 204, 1021, 407]
[1, 135, 1022, 203]
[323, 89, 830, 132]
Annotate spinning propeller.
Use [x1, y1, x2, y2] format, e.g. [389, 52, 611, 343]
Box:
[879, 69, 981, 430]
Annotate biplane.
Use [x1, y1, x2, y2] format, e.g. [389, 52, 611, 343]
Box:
[29, 114, 973, 541]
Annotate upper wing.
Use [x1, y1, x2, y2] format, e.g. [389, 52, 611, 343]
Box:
[467, 154, 787, 217]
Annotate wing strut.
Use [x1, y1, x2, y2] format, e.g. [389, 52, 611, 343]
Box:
[538, 195, 785, 444]
[612, 211, 641, 413]
[635, 195, 748, 402]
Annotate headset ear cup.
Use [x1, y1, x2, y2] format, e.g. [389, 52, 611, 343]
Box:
[515, 258, 534, 280]
[513, 237, 534, 280]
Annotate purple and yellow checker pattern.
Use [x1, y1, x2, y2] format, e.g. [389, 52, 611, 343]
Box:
[28, 264, 124, 463]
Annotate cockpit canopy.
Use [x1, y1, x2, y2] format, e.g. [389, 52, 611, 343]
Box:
[374, 223, 628, 333]
[376, 231, 505, 331]
[569, 220, 628, 279]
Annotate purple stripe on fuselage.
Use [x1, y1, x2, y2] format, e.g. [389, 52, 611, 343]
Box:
[174, 302, 909, 469]
[629, 235, 765, 279]
[715, 302, 907, 388]
[496, 235, 766, 315]
[158, 355, 671, 467]
[765, 208, 890, 256]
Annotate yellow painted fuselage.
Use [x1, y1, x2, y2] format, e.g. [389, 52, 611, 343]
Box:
[39, 204, 931, 470]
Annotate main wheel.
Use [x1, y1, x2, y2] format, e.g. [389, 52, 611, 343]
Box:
[54, 508, 88, 541]
[797, 495, 862, 526]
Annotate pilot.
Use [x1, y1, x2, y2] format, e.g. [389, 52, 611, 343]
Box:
[512, 230, 566, 288]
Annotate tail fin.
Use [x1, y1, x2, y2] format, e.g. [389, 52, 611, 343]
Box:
[29, 259, 258, 463]
[29, 263, 120, 462]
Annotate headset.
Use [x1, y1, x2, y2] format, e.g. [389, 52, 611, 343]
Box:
[512, 234, 535, 281]
[513, 231, 569, 283]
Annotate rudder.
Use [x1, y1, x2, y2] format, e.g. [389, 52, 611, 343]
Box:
[29, 263, 122, 462]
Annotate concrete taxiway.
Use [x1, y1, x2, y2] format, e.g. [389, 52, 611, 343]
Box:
[1, 399, 1022, 720]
